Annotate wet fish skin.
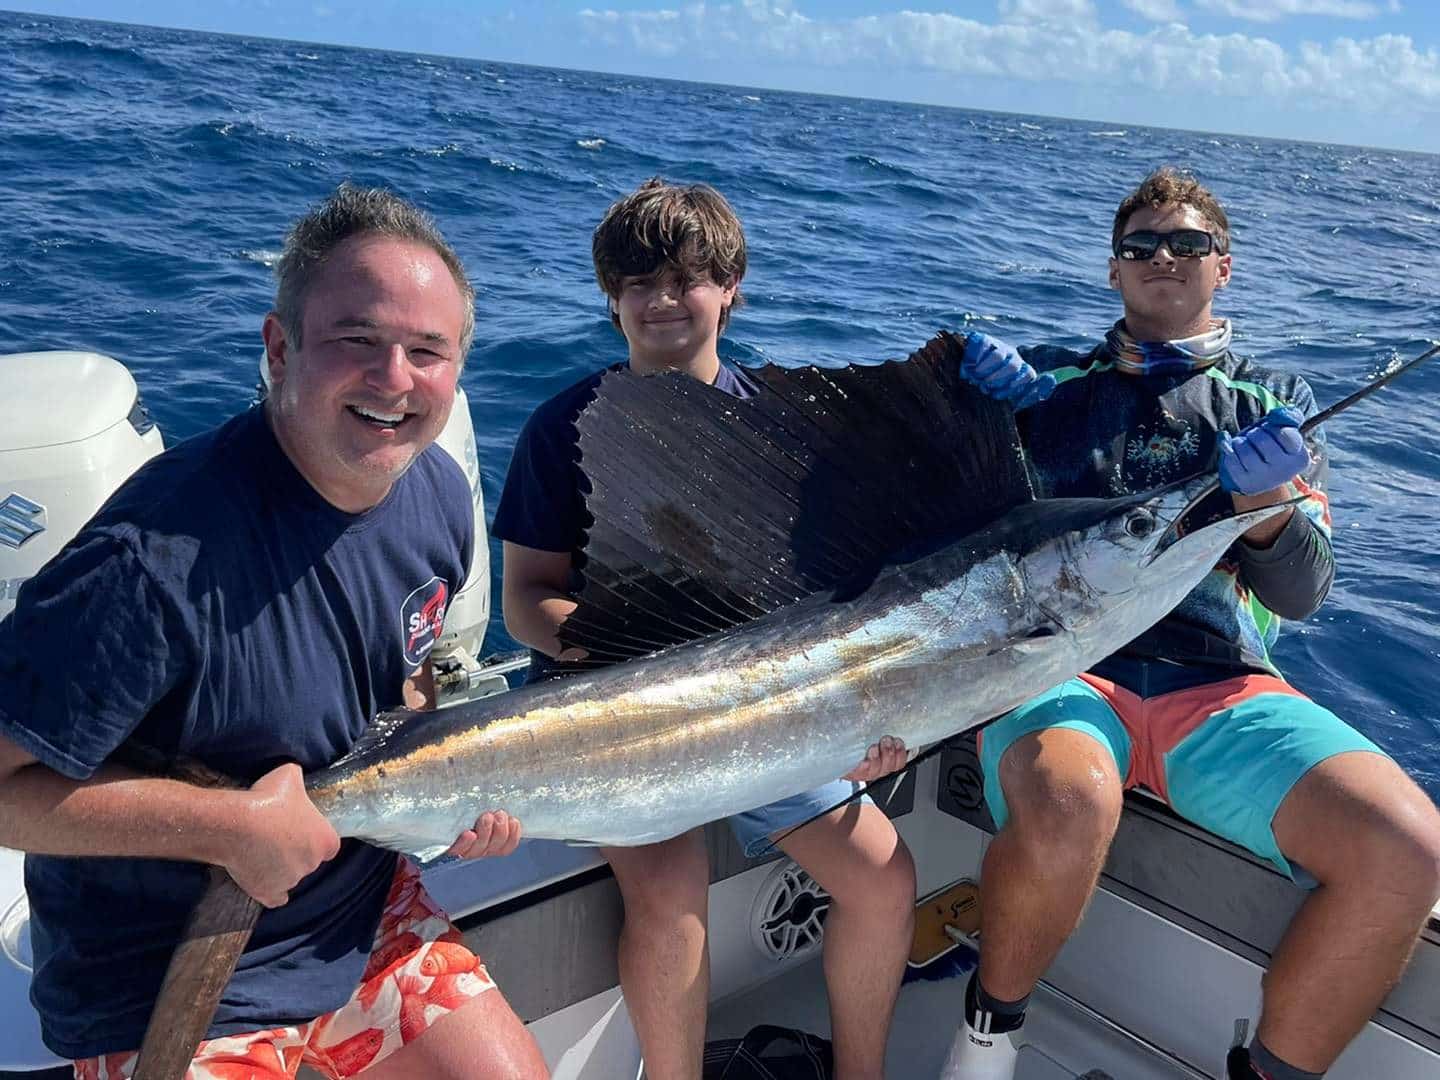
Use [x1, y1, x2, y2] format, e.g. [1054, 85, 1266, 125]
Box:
[306, 475, 1292, 856]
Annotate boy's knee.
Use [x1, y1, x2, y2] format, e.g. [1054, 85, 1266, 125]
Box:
[1305, 786, 1440, 915]
[999, 733, 1124, 848]
[1361, 805, 1440, 912]
[831, 837, 916, 914]
[609, 839, 709, 915]
[618, 871, 709, 924]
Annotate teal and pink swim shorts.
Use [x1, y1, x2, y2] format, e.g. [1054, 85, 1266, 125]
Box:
[977, 670, 1383, 880]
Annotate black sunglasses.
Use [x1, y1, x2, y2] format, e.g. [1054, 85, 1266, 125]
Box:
[1114, 229, 1221, 260]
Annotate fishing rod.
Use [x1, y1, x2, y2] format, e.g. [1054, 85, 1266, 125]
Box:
[775, 338, 1440, 847]
[1301, 341, 1439, 434]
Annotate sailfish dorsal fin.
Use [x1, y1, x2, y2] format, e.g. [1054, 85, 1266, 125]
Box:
[557, 330, 1035, 666]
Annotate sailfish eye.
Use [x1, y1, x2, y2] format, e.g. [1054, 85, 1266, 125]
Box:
[1125, 510, 1156, 539]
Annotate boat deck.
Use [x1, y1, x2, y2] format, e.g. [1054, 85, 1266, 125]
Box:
[710, 946, 1208, 1079]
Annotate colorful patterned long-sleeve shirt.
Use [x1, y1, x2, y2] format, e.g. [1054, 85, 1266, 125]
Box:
[1017, 330, 1333, 678]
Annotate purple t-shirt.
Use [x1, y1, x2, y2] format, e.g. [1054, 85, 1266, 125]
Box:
[0, 406, 472, 1058]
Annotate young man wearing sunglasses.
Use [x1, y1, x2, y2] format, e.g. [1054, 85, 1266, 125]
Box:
[936, 168, 1440, 1080]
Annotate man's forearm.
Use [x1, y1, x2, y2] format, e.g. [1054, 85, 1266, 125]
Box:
[0, 762, 251, 865]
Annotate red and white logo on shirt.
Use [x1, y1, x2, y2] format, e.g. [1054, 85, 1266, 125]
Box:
[401, 577, 449, 667]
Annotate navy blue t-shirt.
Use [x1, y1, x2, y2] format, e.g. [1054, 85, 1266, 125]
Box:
[492, 362, 758, 677]
[0, 405, 472, 1058]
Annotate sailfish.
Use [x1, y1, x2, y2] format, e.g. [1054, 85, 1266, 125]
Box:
[139, 329, 1428, 1078]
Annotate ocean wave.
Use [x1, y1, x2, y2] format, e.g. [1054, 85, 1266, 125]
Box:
[411, 142, 464, 157]
[32, 72, 102, 96]
[577, 138, 606, 150]
[32, 36, 176, 78]
[844, 154, 921, 179]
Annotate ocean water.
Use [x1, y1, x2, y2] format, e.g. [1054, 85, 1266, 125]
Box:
[1, 12, 1438, 797]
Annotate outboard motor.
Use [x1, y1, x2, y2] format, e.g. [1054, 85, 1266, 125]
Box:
[0, 351, 165, 1071]
[0, 352, 165, 623]
[417, 379, 493, 681]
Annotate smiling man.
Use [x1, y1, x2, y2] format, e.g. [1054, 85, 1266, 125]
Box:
[0, 185, 548, 1079]
[933, 167, 1440, 1080]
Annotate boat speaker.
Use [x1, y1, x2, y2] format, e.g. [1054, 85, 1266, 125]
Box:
[749, 860, 830, 962]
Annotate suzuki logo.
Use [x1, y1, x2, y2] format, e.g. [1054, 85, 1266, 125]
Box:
[0, 494, 46, 550]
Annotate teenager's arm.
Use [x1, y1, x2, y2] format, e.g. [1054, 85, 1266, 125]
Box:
[1232, 489, 1334, 619]
[0, 731, 340, 908]
[1227, 382, 1334, 618]
[1233, 487, 1294, 547]
[501, 541, 585, 659]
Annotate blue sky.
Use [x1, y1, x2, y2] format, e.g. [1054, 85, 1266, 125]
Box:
[11, 1, 1440, 152]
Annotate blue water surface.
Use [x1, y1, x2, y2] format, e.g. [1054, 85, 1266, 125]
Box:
[1, 12, 1437, 797]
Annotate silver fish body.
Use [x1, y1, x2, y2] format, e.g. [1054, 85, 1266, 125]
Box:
[307, 475, 1291, 857]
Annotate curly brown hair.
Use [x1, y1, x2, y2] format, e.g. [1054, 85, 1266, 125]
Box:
[592, 177, 747, 332]
[1112, 167, 1231, 256]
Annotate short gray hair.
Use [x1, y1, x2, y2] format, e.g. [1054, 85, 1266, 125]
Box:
[274, 183, 475, 359]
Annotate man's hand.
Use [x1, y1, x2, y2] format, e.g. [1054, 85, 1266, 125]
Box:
[961, 331, 1056, 409]
[226, 763, 341, 908]
[844, 736, 908, 782]
[446, 810, 523, 859]
[1218, 406, 1309, 497]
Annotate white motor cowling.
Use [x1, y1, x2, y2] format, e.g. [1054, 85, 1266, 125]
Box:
[425, 385, 491, 666]
[0, 352, 166, 623]
[0, 351, 165, 1070]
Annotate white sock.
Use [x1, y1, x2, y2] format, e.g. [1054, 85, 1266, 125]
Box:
[937, 1012, 1021, 1080]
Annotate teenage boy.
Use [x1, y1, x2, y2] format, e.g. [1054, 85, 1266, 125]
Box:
[494, 178, 917, 1080]
[938, 167, 1440, 1080]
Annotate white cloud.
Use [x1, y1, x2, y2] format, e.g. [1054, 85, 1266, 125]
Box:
[1194, 0, 1392, 21]
[998, 0, 1099, 24]
[1123, 0, 1185, 21]
[576, 3, 1439, 112]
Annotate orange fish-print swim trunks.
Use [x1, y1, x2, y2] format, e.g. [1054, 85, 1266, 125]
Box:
[74, 858, 495, 1079]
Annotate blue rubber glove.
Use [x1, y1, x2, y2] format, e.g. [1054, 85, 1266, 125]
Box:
[961, 331, 1056, 409]
[1217, 406, 1310, 496]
